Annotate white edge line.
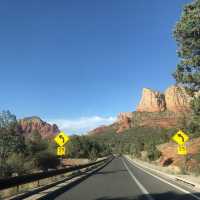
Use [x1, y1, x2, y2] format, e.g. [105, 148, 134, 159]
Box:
[122, 158, 154, 200]
[125, 157, 200, 200]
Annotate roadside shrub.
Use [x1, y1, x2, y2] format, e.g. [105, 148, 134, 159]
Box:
[146, 143, 161, 161]
[0, 163, 13, 177]
[34, 151, 60, 171]
[88, 148, 98, 161]
[6, 153, 27, 176]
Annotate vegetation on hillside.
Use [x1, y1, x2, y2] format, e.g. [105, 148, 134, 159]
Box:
[89, 125, 176, 161]
[130, 110, 179, 127]
[67, 135, 111, 161]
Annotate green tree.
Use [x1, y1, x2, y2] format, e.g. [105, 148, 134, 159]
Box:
[173, 0, 200, 133]
[146, 142, 161, 161]
[173, 0, 200, 93]
[0, 110, 17, 129]
[88, 148, 98, 161]
[68, 135, 110, 159]
[0, 111, 25, 177]
[25, 130, 48, 156]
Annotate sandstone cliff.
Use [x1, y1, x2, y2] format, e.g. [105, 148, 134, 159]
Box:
[19, 117, 60, 138]
[137, 88, 166, 112]
[116, 85, 192, 133]
[116, 111, 179, 133]
[116, 112, 133, 133]
[90, 85, 193, 134]
[136, 85, 191, 113]
[165, 85, 191, 112]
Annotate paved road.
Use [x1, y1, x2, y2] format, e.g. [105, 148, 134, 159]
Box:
[52, 157, 200, 200]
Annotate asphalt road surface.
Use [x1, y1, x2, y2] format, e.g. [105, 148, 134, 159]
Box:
[51, 157, 200, 200]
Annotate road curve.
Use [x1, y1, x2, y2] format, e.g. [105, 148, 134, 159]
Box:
[49, 157, 200, 200]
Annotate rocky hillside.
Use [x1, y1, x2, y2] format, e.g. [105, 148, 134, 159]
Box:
[89, 85, 192, 134]
[116, 85, 191, 133]
[158, 137, 200, 173]
[19, 117, 60, 138]
[89, 125, 112, 135]
[89, 124, 118, 135]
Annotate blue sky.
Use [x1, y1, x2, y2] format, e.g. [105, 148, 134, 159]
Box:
[0, 0, 190, 133]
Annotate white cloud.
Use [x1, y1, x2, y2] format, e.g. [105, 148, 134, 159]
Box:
[47, 116, 116, 135]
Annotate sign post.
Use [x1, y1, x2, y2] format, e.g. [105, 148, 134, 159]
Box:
[57, 146, 66, 156]
[171, 130, 189, 155]
[177, 144, 187, 155]
[54, 131, 70, 157]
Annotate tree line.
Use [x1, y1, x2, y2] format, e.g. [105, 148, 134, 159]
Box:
[0, 111, 111, 178]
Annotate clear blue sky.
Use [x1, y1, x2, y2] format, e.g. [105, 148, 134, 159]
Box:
[0, 0, 191, 133]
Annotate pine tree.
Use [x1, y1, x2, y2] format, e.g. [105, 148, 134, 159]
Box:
[173, 0, 200, 133]
[173, 0, 200, 93]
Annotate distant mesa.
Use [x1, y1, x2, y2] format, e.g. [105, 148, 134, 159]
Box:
[19, 116, 60, 139]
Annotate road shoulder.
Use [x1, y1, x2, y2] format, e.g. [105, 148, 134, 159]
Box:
[125, 155, 200, 192]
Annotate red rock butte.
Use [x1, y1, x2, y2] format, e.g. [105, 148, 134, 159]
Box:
[116, 85, 192, 133]
[19, 116, 60, 139]
[136, 85, 191, 113]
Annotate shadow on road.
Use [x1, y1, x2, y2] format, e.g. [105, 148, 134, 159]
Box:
[95, 192, 200, 200]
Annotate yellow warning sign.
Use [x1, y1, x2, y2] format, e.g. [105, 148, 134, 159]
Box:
[57, 146, 65, 156]
[177, 144, 187, 155]
[172, 130, 189, 145]
[54, 132, 70, 146]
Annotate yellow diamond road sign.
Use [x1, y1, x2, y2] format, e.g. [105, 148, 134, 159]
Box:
[57, 146, 65, 156]
[172, 130, 189, 145]
[54, 131, 70, 146]
[178, 144, 187, 155]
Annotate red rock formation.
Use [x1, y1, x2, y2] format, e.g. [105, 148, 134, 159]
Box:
[89, 125, 109, 135]
[19, 117, 60, 139]
[136, 85, 192, 113]
[116, 112, 132, 133]
[116, 85, 193, 133]
[136, 88, 166, 112]
[91, 85, 193, 134]
[138, 114, 178, 128]
[165, 85, 191, 112]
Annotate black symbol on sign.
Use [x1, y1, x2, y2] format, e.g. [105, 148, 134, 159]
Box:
[178, 134, 184, 142]
[59, 135, 65, 143]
